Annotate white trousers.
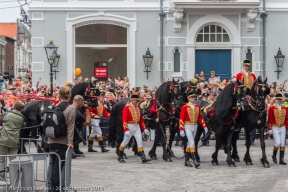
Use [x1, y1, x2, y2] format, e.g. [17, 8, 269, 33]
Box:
[90, 116, 102, 138]
[120, 124, 143, 148]
[272, 126, 286, 148]
[185, 124, 198, 148]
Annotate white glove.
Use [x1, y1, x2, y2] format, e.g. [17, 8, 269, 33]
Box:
[268, 130, 273, 135]
[204, 127, 208, 134]
[180, 130, 185, 137]
[125, 131, 131, 137]
[144, 129, 150, 136]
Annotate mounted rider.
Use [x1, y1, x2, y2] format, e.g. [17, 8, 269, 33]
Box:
[118, 93, 151, 163]
[235, 59, 256, 89]
[268, 93, 288, 165]
[179, 88, 208, 168]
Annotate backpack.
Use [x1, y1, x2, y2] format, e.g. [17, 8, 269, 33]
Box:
[43, 102, 70, 139]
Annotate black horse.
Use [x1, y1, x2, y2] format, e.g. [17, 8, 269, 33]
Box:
[202, 81, 249, 167]
[232, 77, 270, 167]
[19, 82, 92, 154]
[108, 79, 183, 162]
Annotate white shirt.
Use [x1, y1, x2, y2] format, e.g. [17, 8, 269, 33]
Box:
[278, 104, 282, 110]
[189, 102, 195, 109]
[243, 70, 249, 76]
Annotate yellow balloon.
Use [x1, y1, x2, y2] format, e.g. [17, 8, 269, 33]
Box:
[75, 68, 81, 76]
[65, 82, 70, 87]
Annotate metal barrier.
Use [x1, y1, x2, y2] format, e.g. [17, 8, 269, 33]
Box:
[0, 147, 72, 192]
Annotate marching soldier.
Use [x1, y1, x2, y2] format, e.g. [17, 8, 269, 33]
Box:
[268, 93, 288, 165]
[179, 89, 208, 168]
[87, 89, 110, 153]
[235, 59, 256, 89]
[118, 93, 151, 163]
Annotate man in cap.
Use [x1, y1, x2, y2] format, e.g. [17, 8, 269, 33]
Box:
[179, 89, 208, 168]
[268, 93, 288, 165]
[117, 93, 151, 163]
[235, 59, 256, 89]
[86, 88, 110, 153]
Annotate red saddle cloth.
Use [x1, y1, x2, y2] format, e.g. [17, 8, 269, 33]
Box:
[150, 101, 157, 114]
[209, 107, 215, 117]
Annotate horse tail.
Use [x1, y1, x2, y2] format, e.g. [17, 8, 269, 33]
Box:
[108, 109, 117, 146]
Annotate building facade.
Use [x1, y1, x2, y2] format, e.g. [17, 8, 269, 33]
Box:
[28, 0, 288, 88]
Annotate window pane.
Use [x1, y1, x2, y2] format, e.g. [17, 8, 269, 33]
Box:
[210, 34, 215, 42]
[217, 26, 222, 33]
[223, 34, 230, 42]
[223, 29, 227, 33]
[204, 26, 209, 33]
[174, 49, 180, 73]
[199, 28, 203, 33]
[217, 34, 222, 42]
[76, 47, 127, 79]
[75, 24, 127, 44]
[196, 34, 203, 42]
[204, 34, 209, 42]
[210, 25, 215, 33]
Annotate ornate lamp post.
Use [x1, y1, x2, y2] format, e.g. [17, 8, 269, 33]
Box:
[44, 39, 59, 96]
[143, 48, 153, 80]
[274, 48, 285, 79]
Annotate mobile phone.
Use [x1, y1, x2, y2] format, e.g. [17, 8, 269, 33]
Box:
[218, 76, 220, 80]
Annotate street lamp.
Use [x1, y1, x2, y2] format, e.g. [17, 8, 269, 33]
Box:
[44, 39, 59, 96]
[143, 48, 153, 80]
[274, 47, 285, 79]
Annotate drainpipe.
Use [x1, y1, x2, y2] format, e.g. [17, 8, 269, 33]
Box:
[159, 0, 165, 83]
[261, 0, 267, 79]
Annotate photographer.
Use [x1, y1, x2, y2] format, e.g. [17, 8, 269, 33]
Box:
[72, 95, 91, 158]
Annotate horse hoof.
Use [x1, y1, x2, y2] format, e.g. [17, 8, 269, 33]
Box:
[263, 163, 270, 168]
[211, 161, 219, 166]
[169, 154, 175, 158]
[150, 156, 158, 160]
[229, 164, 236, 167]
[123, 155, 128, 159]
[197, 159, 201, 163]
[233, 158, 240, 162]
[246, 162, 252, 165]
[165, 158, 172, 162]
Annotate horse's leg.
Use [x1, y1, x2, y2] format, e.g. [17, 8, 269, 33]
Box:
[160, 129, 172, 162]
[194, 125, 203, 163]
[243, 128, 253, 165]
[167, 128, 176, 157]
[211, 134, 221, 165]
[149, 129, 160, 160]
[259, 127, 270, 168]
[231, 131, 240, 162]
[226, 131, 236, 167]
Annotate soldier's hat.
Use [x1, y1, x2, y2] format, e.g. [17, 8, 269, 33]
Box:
[202, 93, 209, 97]
[130, 93, 140, 100]
[187, 89, 197, 99]
[100, 91, 105, 96]
[243, 59, 251, 66]
[275, 93, 283, 100]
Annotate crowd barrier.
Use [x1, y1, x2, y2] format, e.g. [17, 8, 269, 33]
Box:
[0, 143, 72, 192]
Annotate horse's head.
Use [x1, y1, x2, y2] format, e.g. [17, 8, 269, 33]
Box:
[84, 86, 100, 108]
[234, 80, 250, 111]
[252, 76, 270, 109]
[169, 78, 183, 107]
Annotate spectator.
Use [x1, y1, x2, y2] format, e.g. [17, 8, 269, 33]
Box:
[0, 102, 25, 181]
[48, 87, 76, 192]
[123, 76, 130, 89]
[195, 71, 206, 83]
[107, 77, 114, 89]
[208, 71, 218, 85]
[115, 75, 124, 88]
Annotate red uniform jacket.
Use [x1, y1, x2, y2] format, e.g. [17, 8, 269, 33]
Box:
[235, 71, 256, 89]
[122, 103, 146, 132]
[267, 104, 288, 130]
[179, 103, 206, 131]
[88, 101, 110, 118]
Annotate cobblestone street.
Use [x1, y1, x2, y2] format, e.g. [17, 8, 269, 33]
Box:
[67, 139, 287, 192]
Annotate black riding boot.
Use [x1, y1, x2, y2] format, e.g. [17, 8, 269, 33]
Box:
[118, 150, 125, 163]
[88, 140, 97, 152]
[139, 151, 151, 163]
[191, 152, 200, 168]
[279, 151, 287, 165]
[272, 148, 278, 164]
[99, 140, 110, 152]
[185, 152, 192, 167]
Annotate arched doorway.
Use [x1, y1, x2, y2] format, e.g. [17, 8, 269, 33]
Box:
[195, 24, 232, 80]
[75, 24, 127, 81]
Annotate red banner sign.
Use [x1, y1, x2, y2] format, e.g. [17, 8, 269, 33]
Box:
[94, 67, 108, 78]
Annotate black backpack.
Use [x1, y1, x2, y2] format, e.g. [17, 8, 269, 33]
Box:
[43, 102, 70, 139]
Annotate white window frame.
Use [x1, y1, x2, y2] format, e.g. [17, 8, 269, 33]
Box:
[196, 24, 231, 44]
[172, 46, 183, 77]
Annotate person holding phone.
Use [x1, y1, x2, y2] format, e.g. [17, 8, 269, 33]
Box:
[235, 59, 256, 89]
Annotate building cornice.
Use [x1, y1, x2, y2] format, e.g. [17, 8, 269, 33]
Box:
[173, 2, 261, 9]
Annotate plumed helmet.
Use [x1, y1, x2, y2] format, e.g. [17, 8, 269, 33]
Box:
[243, 58, 251, 66]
